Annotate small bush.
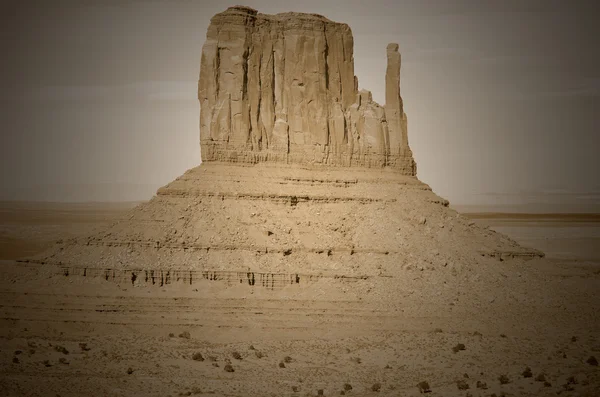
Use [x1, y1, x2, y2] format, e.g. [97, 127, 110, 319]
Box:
[535, 373, 546, 382]
[127, 367, 134, 375]
[371, 383, 381, 392]
[283, 356, 293, 363]
[248, 345, 255, 350]
[43, 360, 52, 367]
[587, 356, 598, 366]
[417, 381, 431, 393]
[12, 357, 19, 364]
[279, 362, 286, 368]
[291, 386, 299, 392]
[224, 364, 234, 372]
[179, 331, 191, 339]
[343, 383, 352, 391]
[522, 367, 533, 378]
[168, 333, 175, 338]
[79, 343, 91, 351]
[192, 352, 204, 362]
[232, 351, 242, 360]
[59, 357, 69, 365]
[54, 345, 69, 355]
[456, 380, 469, 390]
[452, 343, 466, 353]
[498, 374, 510, 385]
[476, 381, 487, 389]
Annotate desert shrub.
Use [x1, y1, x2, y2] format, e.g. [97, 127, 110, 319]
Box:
[498, 374, 510, 384]
[417, 381, 431, 393]
[192, 352, 204, 362]
[522, 367, 533, 378]
[79, 343, 90, 351]
[224, 364, 234, 372]
[452, 343, 466, 353]
[232, 351, 242, 360]
[456, 380, 469, 390]
[54, 345, 69, 355]
[127, 367, 134, 375]
[343, 383, 352, 391]
[279, 362, 285, 368]
[587, 356, 598, 366]
[12, 357, 19, 364]
[59, 357, 69, 365]
[371, 383, 381, 392]
[476, 380, 487, 389]
[178, 331, 191, 339]
[535, 373, 546, 382]
[283, 356, 293, 363]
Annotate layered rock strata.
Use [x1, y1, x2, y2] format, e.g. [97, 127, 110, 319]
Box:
[198, 6, 416, 174]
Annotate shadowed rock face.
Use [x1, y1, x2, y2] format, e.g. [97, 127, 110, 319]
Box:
[198, 5, 416, 174]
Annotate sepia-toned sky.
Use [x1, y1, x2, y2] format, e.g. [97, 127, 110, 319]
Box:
[1, 0, 599, 209]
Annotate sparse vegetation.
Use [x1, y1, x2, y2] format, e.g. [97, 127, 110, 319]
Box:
[587, 356, 598, 366]
[456, 380, 469, 390]
[43, 360, 52, 367]
[476, 380, 487, 389]
[232, 351, 242, 360]
[279, 362, 285, 368]
[452, 343, 466, 353]
[12, 357, 19, 364]
[168, 333, 175, 338]
[178, 331, 191, 339]
[127, 367, 134, 375]
[291, 386, 299, 392]
[521, 367, 533, 378]
[249, 345, 255, 350]
[224, 364, 234, 372]
[283, 355, 293, 363]
[192, 352, 204, 362]
[535, 373, 546, 382]
[59, 357, 69, 365]
[371, 383, 381, 392]
[417, 381, 431, 393]
[498, 374, 510, 384]
[79, 343, 91, 351]
[54, 345, 69, 355]
[343, 383, 352, 391]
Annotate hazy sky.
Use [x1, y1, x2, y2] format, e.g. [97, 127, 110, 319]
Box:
[1, 0, 599, 208]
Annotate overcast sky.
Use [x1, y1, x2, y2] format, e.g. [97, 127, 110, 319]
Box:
[1, 0, 599, 208]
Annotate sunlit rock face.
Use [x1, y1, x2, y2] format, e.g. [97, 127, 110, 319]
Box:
[198, 5, 416, 174]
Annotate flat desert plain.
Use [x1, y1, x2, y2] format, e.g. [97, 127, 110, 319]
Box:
[0, 201, 599, 396]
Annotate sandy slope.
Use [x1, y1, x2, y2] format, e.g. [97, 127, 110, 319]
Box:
[0, 255, 599, 396]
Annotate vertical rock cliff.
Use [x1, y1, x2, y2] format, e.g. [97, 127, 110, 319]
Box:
[198, 5, 416, 174]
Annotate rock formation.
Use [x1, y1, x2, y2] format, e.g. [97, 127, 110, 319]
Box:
[198, 6, 416, 174]
[26, 6, 543, 284]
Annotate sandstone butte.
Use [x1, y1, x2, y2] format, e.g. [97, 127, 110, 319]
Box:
[27, 6, 544, 287]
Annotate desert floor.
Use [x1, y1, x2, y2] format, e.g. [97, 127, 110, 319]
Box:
[0, 201, 599, 396]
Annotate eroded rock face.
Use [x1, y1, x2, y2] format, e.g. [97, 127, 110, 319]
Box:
[198, 5, 416, 174]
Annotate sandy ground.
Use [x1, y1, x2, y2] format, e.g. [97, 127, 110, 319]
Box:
[0, 202, 599, 396]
